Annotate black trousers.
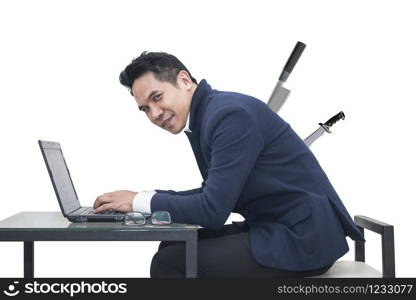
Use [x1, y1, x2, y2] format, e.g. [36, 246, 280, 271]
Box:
[150, 222, 333, 278]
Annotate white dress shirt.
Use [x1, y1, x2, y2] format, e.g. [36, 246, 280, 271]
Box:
[132, 112, 192, 213]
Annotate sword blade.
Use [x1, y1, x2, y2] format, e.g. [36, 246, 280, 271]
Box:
[303, 126, 326, 147]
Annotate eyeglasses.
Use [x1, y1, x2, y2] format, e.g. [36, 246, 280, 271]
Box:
[122, 211, 172, 226]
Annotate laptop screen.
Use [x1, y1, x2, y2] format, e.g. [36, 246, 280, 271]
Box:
[38, 140, 81, 215]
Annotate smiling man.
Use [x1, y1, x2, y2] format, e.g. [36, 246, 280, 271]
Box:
[134, 70, 196, 133]
[93, 51, 364, 278]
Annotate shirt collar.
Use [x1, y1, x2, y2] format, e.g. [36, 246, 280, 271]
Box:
[183, 111, 191, 133]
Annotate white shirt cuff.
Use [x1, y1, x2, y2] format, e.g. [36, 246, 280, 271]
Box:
[132, 190, 156, 214]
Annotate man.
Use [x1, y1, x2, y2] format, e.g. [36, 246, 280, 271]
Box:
[93, 51, 365, 278]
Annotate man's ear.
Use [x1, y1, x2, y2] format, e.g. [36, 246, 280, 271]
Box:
[177, 70, 193, 90]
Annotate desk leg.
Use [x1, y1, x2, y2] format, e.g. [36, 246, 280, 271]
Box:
[185, 233, 197, 278]
[24, 241, 34, 278]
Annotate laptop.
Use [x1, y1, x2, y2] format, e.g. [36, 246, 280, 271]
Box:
[38, 140, 128, 222]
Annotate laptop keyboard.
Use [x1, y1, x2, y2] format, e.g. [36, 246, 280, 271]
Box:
[94, 210, 125, 215]
[81, 208, 125, 215]
[101, 210, 125, 215]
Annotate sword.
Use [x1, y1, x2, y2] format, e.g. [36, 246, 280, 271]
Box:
[267, 41, 306, 113]
[304, 111, 345, 147]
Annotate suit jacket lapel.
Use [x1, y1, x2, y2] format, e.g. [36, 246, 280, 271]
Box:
[185, 130, 208, 181]
[184, 79, 212, 181]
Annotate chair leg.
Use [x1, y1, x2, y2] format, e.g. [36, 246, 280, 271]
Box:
[355, 227, 365, 262]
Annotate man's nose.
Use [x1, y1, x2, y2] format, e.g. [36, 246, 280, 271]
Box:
[150, 106, 163, 123]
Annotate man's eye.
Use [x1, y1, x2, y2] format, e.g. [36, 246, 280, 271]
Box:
[140, 107, 148, 113]
[154, 94, 161, 101]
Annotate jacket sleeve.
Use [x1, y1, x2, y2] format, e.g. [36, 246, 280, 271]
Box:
[155, 187, 203, 196]
[151, 107, 264, 230]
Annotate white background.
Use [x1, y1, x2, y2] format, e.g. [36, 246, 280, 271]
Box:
[0, 0, 415, 277]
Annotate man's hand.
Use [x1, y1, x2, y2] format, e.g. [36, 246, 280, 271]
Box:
[93, 190, 138, 213]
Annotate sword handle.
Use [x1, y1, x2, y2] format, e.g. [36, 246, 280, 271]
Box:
[323, 111, 345, 127]
[279, 41, 306, 82]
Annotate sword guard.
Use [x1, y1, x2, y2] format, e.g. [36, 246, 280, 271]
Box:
[319, 123, 332, 133]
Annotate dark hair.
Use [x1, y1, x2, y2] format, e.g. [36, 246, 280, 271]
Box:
[119, 51, 198, 95]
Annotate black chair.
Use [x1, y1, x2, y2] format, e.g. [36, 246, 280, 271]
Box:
[312, 215, 395, 278]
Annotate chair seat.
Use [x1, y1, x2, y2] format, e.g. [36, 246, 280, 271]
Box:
[311, 260, 382, 278]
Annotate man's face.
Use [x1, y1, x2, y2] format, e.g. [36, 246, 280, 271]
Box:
[132, 71, 195, 134]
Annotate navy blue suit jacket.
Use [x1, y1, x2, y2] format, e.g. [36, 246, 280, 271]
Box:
[151, 79, 365, 271]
